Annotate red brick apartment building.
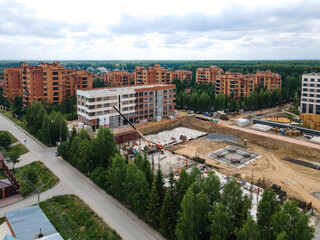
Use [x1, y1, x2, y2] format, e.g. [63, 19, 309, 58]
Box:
[172, 70, 192, 82]
[196, 66, 224, 85]
[196, 66, 281, 99]
[3, 62, 92, 106]
[134, 64, 173, 85]
[104, 71, 134, 87]
[77, 84, 175, 129]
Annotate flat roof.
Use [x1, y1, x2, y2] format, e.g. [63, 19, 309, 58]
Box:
[303, 73, 320, 76]
[5, 205, 63, 240]
[78, 84, 174, 94]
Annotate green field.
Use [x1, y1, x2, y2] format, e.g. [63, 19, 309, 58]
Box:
[40, 195, 121, 240]
[12, 161, 59, 197]
[8, 143, 28, 156]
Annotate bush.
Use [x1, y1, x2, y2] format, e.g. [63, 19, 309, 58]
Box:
[65, 112, 78, 121]
[0, 131, 11, 149]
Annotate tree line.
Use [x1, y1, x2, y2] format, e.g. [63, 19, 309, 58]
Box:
[57, 128, 314, 240]
[25, 102, 68, 146]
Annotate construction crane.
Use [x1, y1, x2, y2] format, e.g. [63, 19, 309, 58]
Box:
[112, 106, 163, 151]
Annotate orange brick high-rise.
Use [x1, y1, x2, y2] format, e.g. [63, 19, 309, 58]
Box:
[134, 64, 172, 85]
[104, 71, 134, 87]
[196, 66, 281, 99]
[172, 70, 192, 82]
[3, 62, 92, 106]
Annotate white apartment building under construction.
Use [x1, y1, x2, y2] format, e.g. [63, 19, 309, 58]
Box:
[300, 73, 320, 114]
[77, 84, 175, 129]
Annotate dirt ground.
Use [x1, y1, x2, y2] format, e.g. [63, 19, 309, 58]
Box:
[137, 115, 320, 211]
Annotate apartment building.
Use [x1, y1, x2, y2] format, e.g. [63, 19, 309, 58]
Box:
[135, 64, 172, 85]
[104, 71, 134, 87]
[299, 73, 320, 114]
[172, 70, 192, 82]
[216, 72, 256, 98]
[256, 70, 282, 90]
[3, 67, 22, 101]
[77, 84, 175, 129]
[196, 66, 224, 85]
[4, 62, 92, 106]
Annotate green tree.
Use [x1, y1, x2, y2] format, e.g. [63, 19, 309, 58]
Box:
[69, 135, 81, 165]
[221, 179, 248, 229]
[93, 78, 105, 88]
[134, 153, 153, 188]
[214, 92, 225, 110]
[188, 166, 202, 185]
[160, 172, 178, 239]
[257, 188, 280, 240]
[0, 131, 11, 149]
[124, 163, 138, 206]
[293, 92, 300, 109]
[26, 102, 46, 135]
[6, 150, 20, 169]
[132, 169, 149, 214]
[236, 215, 260, 240]
[107, 154, 127, 200]
[175, 187, 211, 240]
[77, 138, 91, 173]
[57, 141, 69, 161]
[271, 201, 314, 240]
[155, 168, 165, 203]
[91, 127, 117, 169]
[176, 168, 189, 204]
[90, 166, 108, 188]
[12, 96, 23, 117]
[202, 171, 220, 205]
[146, 182, 162, 227]
[208, 203, 232, 240]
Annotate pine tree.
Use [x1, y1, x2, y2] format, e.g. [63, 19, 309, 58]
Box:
[107, 154, 127, 200]
[160, 189, 178, 239]
[176, 168, 189, 205]
[202, 171, 220, 205]
[155, 168, 165, 203]
[146, 182, 161, 227]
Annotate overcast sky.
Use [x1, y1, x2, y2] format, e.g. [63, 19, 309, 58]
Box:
[0, 0, 319, 60]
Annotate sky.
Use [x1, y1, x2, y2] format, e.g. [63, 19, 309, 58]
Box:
[0, 0, 319, 60]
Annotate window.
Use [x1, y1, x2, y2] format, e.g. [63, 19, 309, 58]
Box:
[44, 93, 47, 96]
[43, 72, 47, 76]
[53, 92, 59, 96]
[53, 87, 59, 90]
[53, 77, 59, 80]
[303, 78, 307, 81]
[53, 72, 58, 75]
[43, 78, 47, 81]
[53, 97, 59, 101]
[44, 88, 47, 91]
[311, 78, 315, 82]
[53, 82, 58, 86]
[43, 83, 47, 86]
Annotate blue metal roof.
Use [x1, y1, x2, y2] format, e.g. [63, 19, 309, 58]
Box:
[5, 205, 63, 240]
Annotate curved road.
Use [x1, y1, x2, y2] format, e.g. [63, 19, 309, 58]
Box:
[0, 114, 165, 240]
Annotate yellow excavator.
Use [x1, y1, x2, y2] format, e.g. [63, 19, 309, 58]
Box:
[113, 106, 163, 151]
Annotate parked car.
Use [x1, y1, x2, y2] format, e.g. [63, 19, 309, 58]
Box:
[187, 110, 194, 114]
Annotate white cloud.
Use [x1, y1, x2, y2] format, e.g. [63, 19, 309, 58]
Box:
[0, 0, 319, 60]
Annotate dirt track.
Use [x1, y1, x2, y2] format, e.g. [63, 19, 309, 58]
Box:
[138, 116, 320, 210]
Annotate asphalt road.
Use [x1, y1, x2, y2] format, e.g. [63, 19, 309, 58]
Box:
[0, 114, 165, 240]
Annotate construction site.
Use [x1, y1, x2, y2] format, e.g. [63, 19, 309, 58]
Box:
[112, 112, 320, 215]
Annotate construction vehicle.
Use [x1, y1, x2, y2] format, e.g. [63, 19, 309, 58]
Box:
[112, 106, 163, 151]
[230, 158, 240, 164]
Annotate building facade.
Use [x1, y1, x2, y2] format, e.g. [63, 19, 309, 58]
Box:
[3, 67, 22, 101]
[3, 62, 92, 106]
[104, 71, 134, 87]
[172, 70, 192, 82]
[77, 84, 175, 129]
[256, 70, 282, 90]
[134, 64, 172, 85]
[216, 72, 256, 98]
[196, 66, 224, 85]
[299, 73, 320, 114]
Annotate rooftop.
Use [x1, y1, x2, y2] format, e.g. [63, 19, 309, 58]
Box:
[5, 205, 63, 240]
[77, 84, 174, 94]
[303, 73, 320, 76]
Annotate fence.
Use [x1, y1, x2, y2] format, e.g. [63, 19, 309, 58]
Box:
[0, 160, 20, 199]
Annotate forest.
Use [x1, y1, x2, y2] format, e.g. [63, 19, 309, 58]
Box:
[57, 128, 314, 240]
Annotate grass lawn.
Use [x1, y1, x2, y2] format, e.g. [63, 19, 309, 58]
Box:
[0, 217, 5, 225]
[8, 143, 28, 156]
[0, 131, 18, 144]
[40, 195, 121, 240]
[0, 110, 25, 129]
[12, 161, 59, 197]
